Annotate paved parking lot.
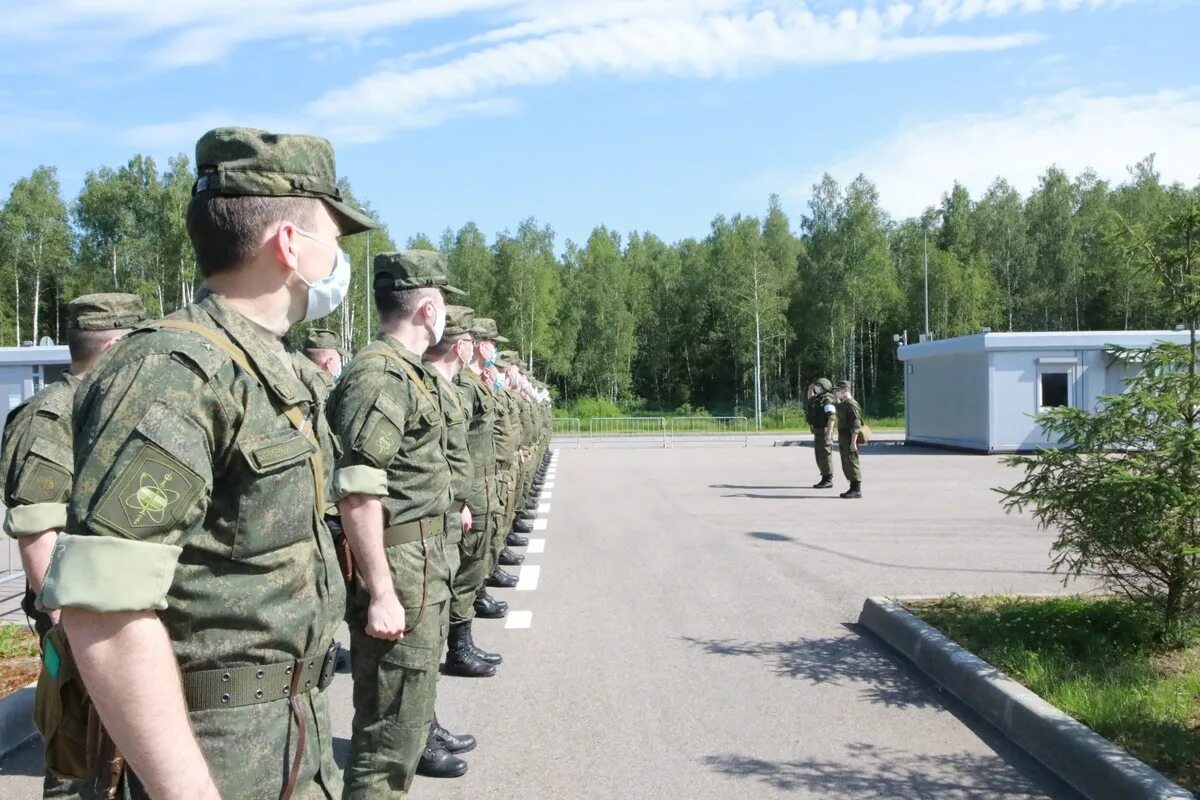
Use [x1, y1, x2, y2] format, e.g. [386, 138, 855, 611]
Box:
[1, 440, 1088, 798]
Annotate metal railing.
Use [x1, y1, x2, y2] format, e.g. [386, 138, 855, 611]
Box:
[552, 417, 583, 448]
[668, 416, 750, 447]
[588, 417, 668, 448]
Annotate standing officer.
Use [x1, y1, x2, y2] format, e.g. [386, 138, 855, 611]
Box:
[41, 127, 373, 800]
[805, 378, 837, 489]
[1, 293, 146, 799]
[465, 319, 513, 616]
[835, 380, 864, 499]
[423, 303, 501, 681]
[329, 250, 465, 797]
[304, 327, 344, 385]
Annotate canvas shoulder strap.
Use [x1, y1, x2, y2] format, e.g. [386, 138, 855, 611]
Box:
[149, 320, 325, 508]
[359, 350, 439, 408]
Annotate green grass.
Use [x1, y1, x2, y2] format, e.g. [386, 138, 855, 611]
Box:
[0, 623, 38, 660]
[907, 595, 1200, 792]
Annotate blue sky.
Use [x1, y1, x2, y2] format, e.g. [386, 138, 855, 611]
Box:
[2, 0, 1198, 248]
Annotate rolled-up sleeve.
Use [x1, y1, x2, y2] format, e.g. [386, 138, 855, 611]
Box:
[45, 356, 217, 612]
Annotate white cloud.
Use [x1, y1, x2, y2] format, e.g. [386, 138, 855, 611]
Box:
[783, 87, 1200, 218]
[308, 3, 1042, 143]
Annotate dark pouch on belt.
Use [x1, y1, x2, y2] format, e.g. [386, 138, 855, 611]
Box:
[326, 514, 357, 592]
[34, 625, 91, 780]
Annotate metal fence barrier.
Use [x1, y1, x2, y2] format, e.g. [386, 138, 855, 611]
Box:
[552, 417, 583, 448]
[588, 417, 668, 448]
[668, 416, 750, 447]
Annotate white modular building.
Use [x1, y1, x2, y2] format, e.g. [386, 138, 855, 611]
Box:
[0, 345, 71, 421]
[897, 330, 1190, 453]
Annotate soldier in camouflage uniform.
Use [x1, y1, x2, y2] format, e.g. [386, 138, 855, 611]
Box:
[423, 305, 502, 680]
[485, 350, 523, 589]
[1, 293, 146, 800]
[464, 319, 512, 617]
[835, 380, 864, 499]
[304, 328, 344, 387]
[41, 127, 375, 800]
[806, 378, 837, 489]
[329, 250, 467, 797]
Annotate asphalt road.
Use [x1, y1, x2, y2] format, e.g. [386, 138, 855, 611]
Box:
[0, 441, 1087, 799]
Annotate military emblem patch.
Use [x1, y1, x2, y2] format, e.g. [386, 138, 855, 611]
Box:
[14, 459, 71, 504]
[93, 441, 205, 536]
[359, 413, 402, 467]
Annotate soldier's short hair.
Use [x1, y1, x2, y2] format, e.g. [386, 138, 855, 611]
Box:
[66, 328, 124, 363]
[186, 194, 322, 277]
[375, 286, 439, 325]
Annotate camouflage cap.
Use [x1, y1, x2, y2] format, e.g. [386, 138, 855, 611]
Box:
[813, 378, 833, 392]
[835, 380, 852, 391]
[500, 350, 523, 368]
[304, 328, 341, 350]
[444, 305, 476, 338]
[373, 250, 465, 295]
[469, 317, 509, 343]
[494, 352, 514, 369]
[66, 293, 148, 331]
[192, 127, 380, 235]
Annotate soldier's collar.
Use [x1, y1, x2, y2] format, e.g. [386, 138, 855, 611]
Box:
[378, 333, 427, 370]
[196, 294, 309, 406]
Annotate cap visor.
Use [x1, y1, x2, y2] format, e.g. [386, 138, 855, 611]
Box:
[326, 198, 381, 235]
[444, 284, 467, 296]
[494, 334, 510, 343]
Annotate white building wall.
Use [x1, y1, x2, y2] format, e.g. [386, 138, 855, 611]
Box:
[905, 350, 989, 450]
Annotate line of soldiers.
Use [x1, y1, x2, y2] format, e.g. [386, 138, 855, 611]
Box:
[0, 126, 552, 800]
[805, 378, 865, 499]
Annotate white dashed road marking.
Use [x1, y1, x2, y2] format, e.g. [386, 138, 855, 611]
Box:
[543, 482, 555, 490]
[541, 492, 553, 500]
[516, 565, 540, 591]
[533, 519, 548, 531]
[537, 503, 551, 515]
[528, 538, 545, 554]
[505, 611, 532, 629]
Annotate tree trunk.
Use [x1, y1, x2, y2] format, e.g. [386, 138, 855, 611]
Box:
[32, 270, 41, 342]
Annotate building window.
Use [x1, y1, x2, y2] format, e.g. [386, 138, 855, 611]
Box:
[1040, 372, 1070, 409]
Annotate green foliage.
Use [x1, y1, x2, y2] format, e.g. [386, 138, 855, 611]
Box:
[910, 595, 1200, 791]
[999, 202, 1200, 626]
[1, 149, 1197, 417]
[0, 623, 38, 660]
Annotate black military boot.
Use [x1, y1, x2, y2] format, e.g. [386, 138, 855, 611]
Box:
[524, 497, 539, 511]
[507, 531, 529, 547]
[474, 588, 507, 619]
[444, 623, 497, 678]
[499, 547, 525, 566]
[483, 588, 508, 611]
[512, 518, 534, 534]
[813, 474, 834, 489]
[464, 621, 503, 665]
[519, 508, 537, 520]
[486, 566, 519, 589]
[840, 481, 862, 499]
[417, 741, 468, 778]
[432, 715, 477, 754]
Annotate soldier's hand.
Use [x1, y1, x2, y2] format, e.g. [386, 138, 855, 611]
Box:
[462, 507, 473, 532]
[366, 592, 407, 640]
[851, 441, 859, 454]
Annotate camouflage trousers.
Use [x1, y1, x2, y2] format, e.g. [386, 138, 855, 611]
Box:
[838, 435, 862, 483]
[812, 428, 833, 476]
[123, 691, 341, 799]
[343, 600, 449, 800]
[451, 484, 498, 625]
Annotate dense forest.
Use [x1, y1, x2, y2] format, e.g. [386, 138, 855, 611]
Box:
[1, 153, 1196, 416]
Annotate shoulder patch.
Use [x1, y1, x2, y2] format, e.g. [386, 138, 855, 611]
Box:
[13, 435, 73, 505]
[92, 441, 205, 538]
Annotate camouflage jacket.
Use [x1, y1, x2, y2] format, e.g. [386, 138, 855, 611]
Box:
[328, 334, 453, 608]
[42, 293, 345, 675]
[431, 370, 472, 509]
[1, 373, 78, 542]
[836, 397, 863, 439]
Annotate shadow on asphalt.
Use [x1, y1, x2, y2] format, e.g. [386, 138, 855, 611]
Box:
[743, 533, 1053, 576]
[700, 743, 1079, 799]
[709, 485, 806, 490]
[0, 737, 45, 777]
[683, 625, 1084, 799]
[333, 736, 350, 769]
[680, 625, 944, 708]
[722, 493, 842, 499]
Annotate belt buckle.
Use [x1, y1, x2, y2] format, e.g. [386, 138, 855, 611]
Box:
[318, 642, 341, 691]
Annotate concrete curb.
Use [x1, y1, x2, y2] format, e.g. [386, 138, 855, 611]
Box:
[0, 681, 36, 758]
[858, 596, 1195, 800]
